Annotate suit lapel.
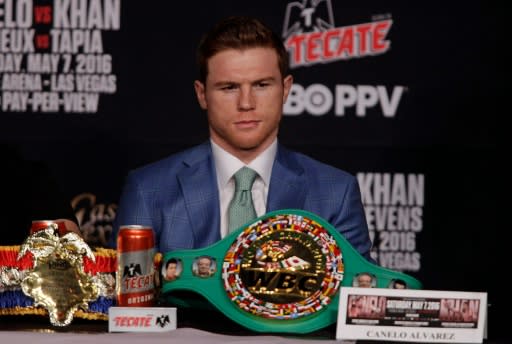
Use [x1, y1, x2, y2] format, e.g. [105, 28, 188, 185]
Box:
[267, 145, 308, 211]
[177, 143, 221, 247]
[176, 143, 308, 246]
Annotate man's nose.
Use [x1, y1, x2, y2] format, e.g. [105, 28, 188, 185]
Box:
[238, 86, 255, 110]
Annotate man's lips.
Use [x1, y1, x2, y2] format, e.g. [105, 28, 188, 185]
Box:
[234, 120, 260, 129]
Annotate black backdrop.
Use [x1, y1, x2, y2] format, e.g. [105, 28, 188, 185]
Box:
[0, 0, 500, 338]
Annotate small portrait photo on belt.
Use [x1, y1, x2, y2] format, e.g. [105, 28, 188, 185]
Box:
[162, 257, 183, 281]
[192, 255, 216, 278]
[352, 272, 377, 288]
[388, 278, 407, 289]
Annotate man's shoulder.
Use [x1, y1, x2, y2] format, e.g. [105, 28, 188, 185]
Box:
[129, 142, 211, 178]
[280, 145, 355, 180]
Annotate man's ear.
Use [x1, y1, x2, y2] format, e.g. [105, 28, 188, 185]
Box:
[282, 74, 293, 103]
[194, 80, 208, 110]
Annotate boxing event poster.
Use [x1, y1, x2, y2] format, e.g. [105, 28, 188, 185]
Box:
[337, 287, 487, 343]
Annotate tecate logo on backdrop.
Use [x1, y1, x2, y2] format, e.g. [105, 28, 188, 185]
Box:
[282, 0, 392, 67]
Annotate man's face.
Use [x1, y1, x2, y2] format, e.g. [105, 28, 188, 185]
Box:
[166, 263, 177, 279]
[194, 47, 293, 161]
[358, 274, 373, 287]
[394, 282, 405, 289]
[197, 258, 211, 275]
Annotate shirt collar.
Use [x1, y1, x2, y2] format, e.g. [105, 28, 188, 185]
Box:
[211, 139, 277, 188]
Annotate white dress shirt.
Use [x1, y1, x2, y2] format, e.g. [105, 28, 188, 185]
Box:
[211, 139, 277, 238]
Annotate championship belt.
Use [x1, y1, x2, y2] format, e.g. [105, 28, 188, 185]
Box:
[161, 209, 422, 333]
[0, 223, 117, 326]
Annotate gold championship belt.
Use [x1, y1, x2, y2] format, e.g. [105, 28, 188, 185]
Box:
[0, 223, 117, 326]
[161, 209, 422, 333]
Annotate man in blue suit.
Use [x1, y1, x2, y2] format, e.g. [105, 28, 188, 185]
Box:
[112, 16, 374, 262]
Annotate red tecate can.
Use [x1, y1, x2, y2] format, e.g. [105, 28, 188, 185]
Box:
[116, 225, 156, 307]
[31, 220, 68, 236]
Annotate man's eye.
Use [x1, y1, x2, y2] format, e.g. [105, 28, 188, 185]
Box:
[221, 85, 237, 90]
[256, 82, 269, 88]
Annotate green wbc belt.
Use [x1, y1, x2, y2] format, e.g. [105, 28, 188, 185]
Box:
[161, 209, 422, 333]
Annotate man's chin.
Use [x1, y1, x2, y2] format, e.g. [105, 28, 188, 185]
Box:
[234, 136, 272, 151]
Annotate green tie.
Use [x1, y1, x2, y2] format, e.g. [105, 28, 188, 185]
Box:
[228, 167, 258, 233]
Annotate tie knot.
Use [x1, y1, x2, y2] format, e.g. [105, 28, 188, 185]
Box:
[233, 167, 257, 191]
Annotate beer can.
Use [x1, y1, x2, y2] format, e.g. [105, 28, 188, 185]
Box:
[116, 225, 156, 307]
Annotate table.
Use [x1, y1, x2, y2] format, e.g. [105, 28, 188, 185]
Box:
[0, 309, 508, 343]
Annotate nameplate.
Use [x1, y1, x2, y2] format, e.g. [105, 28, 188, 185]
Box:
[336, 287, 487, 343]
[108, 307, 177, 332]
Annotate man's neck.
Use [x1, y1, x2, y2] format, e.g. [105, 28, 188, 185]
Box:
[210, 137, 277, 164]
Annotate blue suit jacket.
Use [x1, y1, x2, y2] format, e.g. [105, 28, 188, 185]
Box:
[112, 142, 373, 261]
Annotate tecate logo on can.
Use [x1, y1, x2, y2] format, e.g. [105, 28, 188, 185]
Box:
[117, 250, 156, 306]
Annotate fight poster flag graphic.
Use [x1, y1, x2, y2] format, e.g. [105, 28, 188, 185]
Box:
[0, 0, 121, 114]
